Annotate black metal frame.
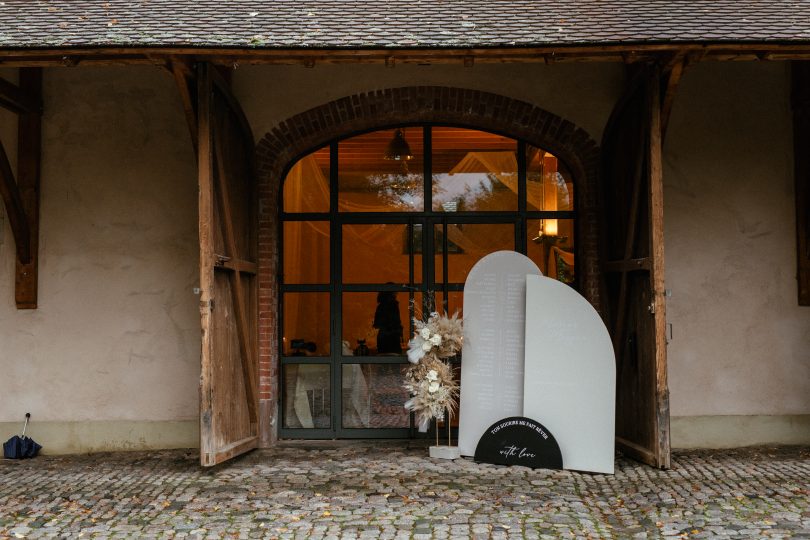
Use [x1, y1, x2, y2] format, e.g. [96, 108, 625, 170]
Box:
[278, 124, 577, 440]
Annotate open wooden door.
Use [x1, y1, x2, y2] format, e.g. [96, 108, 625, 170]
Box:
[601, 64, 671, 468]
[197, 63, 259, 466]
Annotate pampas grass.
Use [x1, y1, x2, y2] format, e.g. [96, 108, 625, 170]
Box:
[403, 308, 463, 432]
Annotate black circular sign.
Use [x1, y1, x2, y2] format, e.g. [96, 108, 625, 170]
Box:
[474, 416, 563, 470]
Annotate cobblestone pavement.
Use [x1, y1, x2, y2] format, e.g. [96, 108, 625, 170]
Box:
[1, 443, 808, 539]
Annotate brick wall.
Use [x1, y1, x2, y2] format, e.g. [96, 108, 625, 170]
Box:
[254, 86, 601, 446]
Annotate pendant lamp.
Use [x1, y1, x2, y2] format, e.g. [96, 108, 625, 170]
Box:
[384, 129, 414, 161]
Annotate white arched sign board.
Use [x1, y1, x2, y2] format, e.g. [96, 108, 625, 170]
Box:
[523, 275, 616, 474]
[458, 251, 542, 456]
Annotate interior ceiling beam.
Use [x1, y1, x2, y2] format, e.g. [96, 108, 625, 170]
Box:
[4, 42, 810, 67]
[0, 75, 41, 114]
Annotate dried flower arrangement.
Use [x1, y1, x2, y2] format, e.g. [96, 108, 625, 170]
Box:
[403, 310, 463, 433]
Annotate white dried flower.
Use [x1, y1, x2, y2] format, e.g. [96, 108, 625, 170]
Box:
[419, 327, 431, 340]
[429, 334, 442, 346]
[421, 341, 432, 352]
[426, 369, 438, 382]
[428, 381, 440, 393]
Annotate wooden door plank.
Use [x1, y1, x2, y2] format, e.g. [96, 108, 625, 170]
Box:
[209, 68, 256, 150]
[647, 69, 671, 468]
[615, 436, 657, 464]
[197, 63, 217, 465]
[15, 68, 42, 309]
[213, 133, 258, 423]
[214, 256, 259, 275]
[196, 62, 259, 467]
[202, 435, 258, 467]
[603, 64, 671, 469]
[603, 258, 651, 273]
[791, 62, 810, 305]
[611, 105, 647, 361]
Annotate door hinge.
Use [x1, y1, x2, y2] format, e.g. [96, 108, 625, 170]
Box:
[648, 301, 655, 314]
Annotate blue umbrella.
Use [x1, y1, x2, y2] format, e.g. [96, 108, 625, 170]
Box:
[3, 413, 41, 459]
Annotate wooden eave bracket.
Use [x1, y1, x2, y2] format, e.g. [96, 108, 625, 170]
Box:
[167, 56, 199, 154]
[0, 69, 42, 309]
[659, 50, 698, 140]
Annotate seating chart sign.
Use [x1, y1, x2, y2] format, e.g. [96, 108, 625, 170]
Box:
[458, 251, 541, 457]
[523, 275, 616, 474]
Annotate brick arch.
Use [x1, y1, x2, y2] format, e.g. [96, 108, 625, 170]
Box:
[254, 87, 601, 444]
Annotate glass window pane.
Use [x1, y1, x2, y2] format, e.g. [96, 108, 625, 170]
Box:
[284, 221, 329, 284]
[342, 223, 420, 284]
[283, 364, 331, 428]
[527, 147, 574, 212]
[432, 127, 518, 212]
[338, 128, 424, 212]
[342, 364, 410, 428]
[527, 218, 575, 283]
[435, 223, 515, 284]
[342, 291, 410, 356]
[283, 293, 330, 356]
[283, 146, 330, 213]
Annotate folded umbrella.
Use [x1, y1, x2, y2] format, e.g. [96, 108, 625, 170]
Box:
[3, 413, 42, 459]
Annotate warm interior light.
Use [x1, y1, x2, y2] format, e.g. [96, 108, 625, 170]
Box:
[544, 219, 558, 237]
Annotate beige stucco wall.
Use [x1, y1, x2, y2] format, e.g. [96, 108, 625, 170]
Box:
[664, 61, 810, 427]
[0, 61, 807, 454]
[0, 67, 200, 451]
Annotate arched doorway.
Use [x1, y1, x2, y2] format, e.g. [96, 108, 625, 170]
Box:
[278, 125, 578, 437]
[255, 87, 601, 442]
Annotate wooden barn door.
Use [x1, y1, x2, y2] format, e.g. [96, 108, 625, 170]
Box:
[197, 63, 259, 466]
[601, 64, 671, 468]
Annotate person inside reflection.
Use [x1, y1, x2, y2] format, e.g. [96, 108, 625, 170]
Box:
[373, 290, 403, 354]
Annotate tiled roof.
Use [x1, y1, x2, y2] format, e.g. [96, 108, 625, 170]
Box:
[1, 1, 810, 50]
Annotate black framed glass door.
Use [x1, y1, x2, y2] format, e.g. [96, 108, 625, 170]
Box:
[279, 126, 577, 439]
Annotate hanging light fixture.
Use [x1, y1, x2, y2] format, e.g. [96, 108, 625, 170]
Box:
[383, 128, 414, 161]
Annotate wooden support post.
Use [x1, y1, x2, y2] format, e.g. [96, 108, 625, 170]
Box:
[791, 62, 810, 305]
[197, 63, 216, 464]
[647, 69, 671, 469]
[15, 69, 42, 309]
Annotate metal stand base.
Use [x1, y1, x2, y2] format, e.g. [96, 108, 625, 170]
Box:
[429, 445, 461, 459]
